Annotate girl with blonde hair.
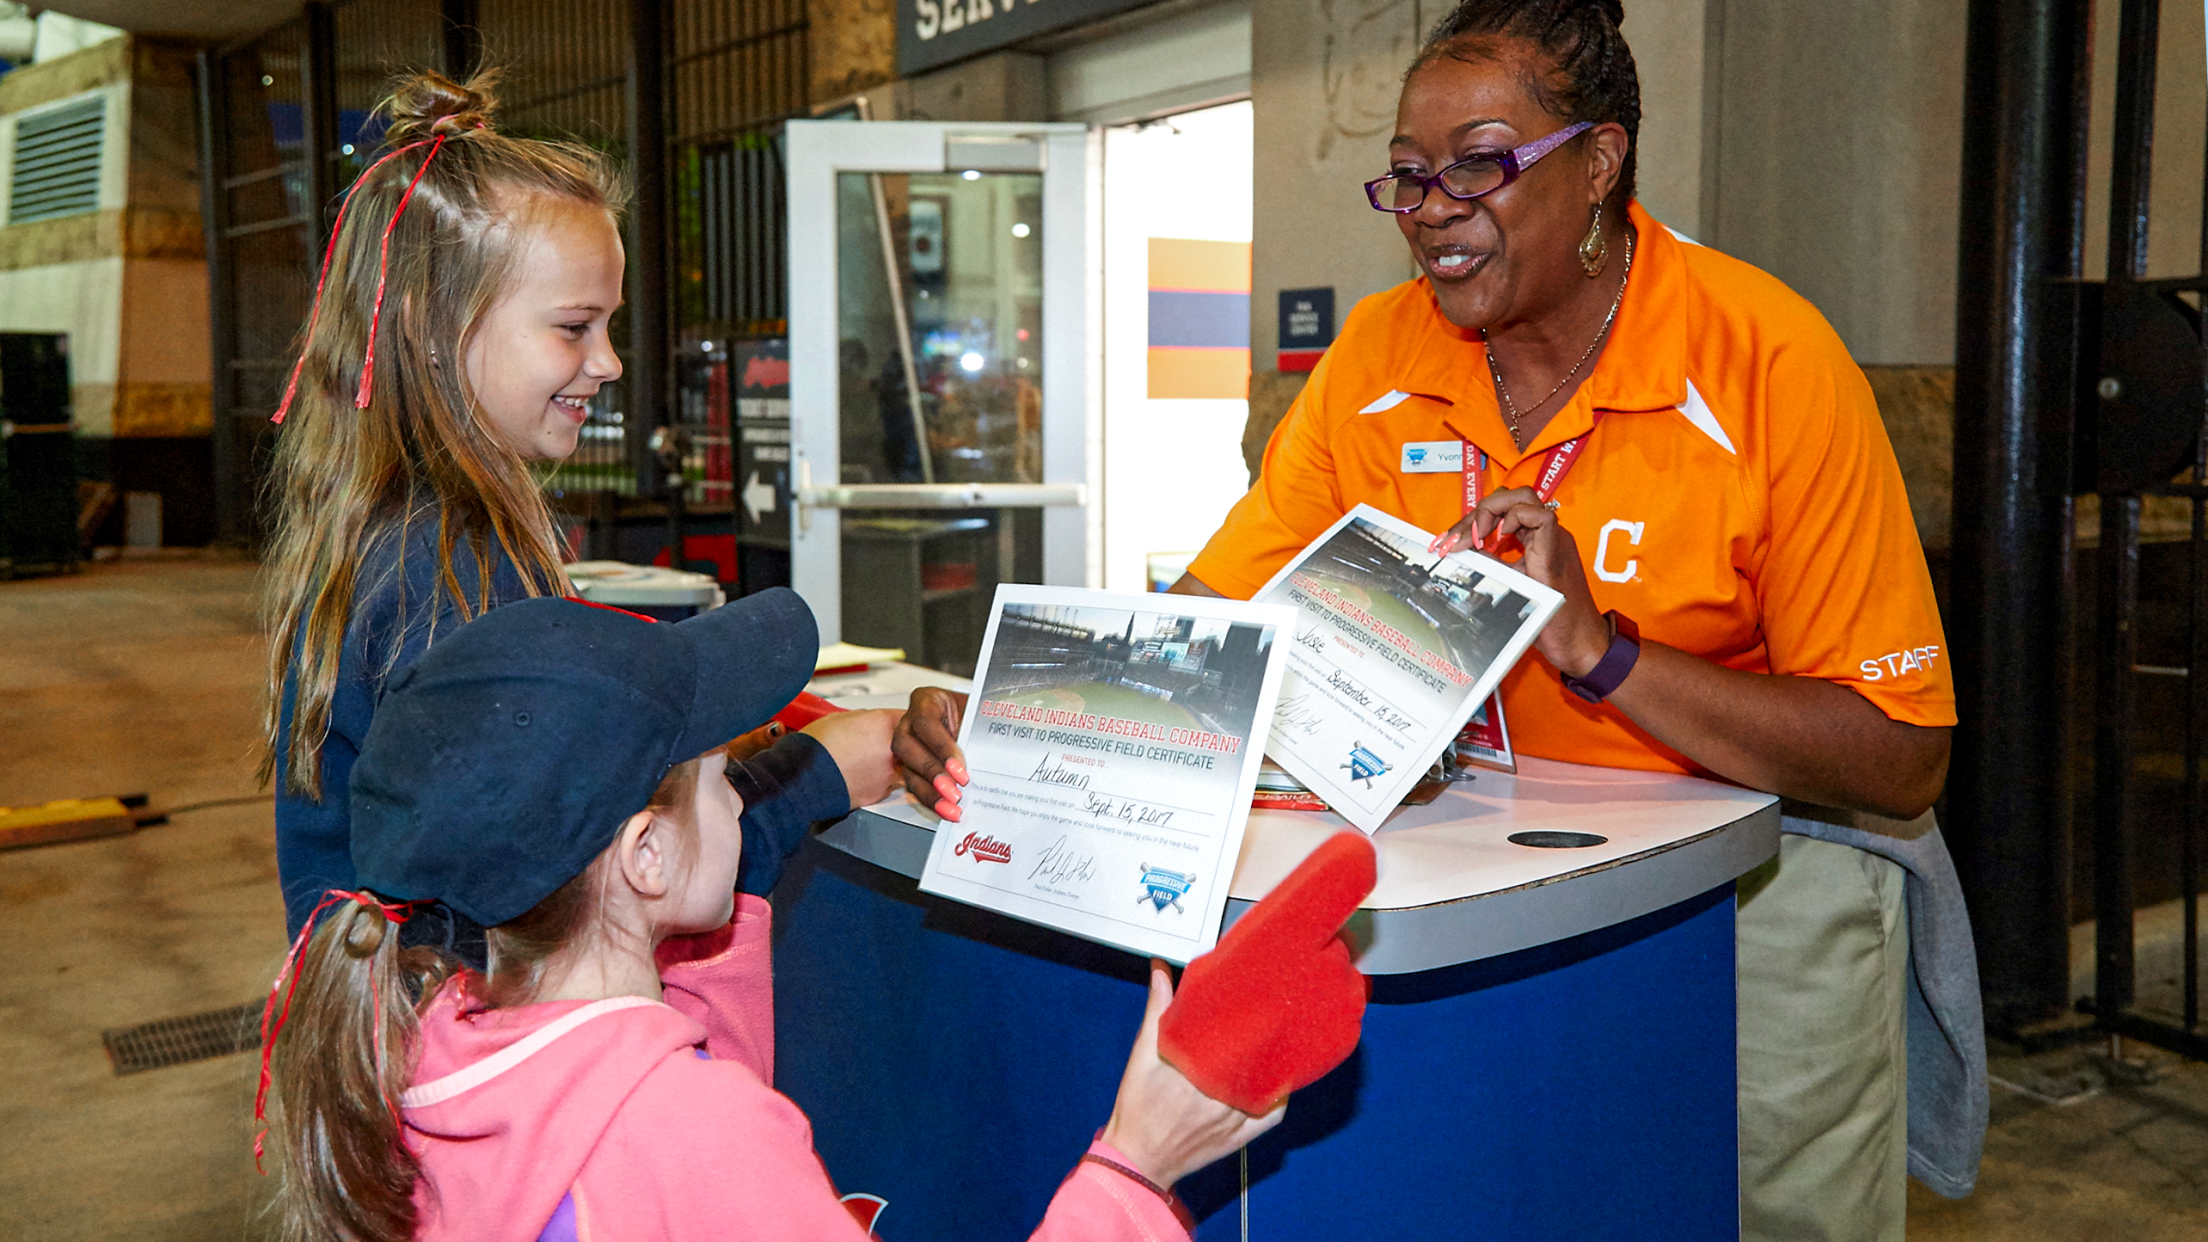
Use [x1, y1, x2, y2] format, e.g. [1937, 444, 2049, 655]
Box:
[263, 70, 891, 954]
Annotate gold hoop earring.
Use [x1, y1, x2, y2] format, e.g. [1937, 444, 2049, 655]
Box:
[1579, 204, 1608, 277]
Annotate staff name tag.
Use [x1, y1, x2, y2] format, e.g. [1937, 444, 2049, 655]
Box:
[1400, 441, 1464, 473]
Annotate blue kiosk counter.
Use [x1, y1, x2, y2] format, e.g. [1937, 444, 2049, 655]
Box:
[770, 755, 1778, 1241]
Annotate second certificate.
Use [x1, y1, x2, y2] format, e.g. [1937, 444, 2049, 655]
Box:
[1255, 504, 1563, 832]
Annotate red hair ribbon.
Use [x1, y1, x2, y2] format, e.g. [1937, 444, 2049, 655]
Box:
[269, 135, 448, 425]
[567, 596, 663, 624]
[252, 889, 418, 1173]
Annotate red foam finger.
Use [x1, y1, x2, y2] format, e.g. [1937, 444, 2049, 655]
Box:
[1216, 831, 1375, 952]
[1156, 831, 1377, 1115]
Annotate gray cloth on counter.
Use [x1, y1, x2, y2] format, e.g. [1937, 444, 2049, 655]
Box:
[1778, 803, 1987, 1199]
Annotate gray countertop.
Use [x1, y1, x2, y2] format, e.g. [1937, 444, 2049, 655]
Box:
[820, 756, 1779, 974]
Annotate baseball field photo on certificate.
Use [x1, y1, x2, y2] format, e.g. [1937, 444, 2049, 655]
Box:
[917, 585, 1295, 961]
[1254, 504, 1562, 832]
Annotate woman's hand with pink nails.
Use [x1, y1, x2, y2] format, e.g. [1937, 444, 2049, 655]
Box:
[892, 686, 972, 819]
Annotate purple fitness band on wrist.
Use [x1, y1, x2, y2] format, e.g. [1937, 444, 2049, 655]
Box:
[1562, 610, 1640, 704]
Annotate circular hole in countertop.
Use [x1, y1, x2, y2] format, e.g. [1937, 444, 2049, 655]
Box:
[1508, 830, 1608, 849]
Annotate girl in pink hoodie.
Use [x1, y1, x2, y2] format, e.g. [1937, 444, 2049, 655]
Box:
[259, 593, 1285, 1242]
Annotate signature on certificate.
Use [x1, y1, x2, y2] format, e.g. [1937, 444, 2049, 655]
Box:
[1029, 835, 1098, 887]
[1274, 691, 1328, 739]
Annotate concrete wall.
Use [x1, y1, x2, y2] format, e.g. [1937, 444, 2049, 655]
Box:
[1617, 0, 1716, 239]
[1699, 0, 1966, 368]
[1240, 0, 1421, 470]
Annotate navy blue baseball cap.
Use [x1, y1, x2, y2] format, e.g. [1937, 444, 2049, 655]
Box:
[349, 589, 817, 927]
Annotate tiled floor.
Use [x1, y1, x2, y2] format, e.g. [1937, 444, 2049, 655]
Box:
[2, 559, 2203, 1240]
[1905, 1043, 2208, 1241]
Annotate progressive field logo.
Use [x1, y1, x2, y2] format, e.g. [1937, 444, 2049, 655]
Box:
[953, 831, 1013, 864]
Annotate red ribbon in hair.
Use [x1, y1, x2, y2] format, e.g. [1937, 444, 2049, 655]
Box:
[252, 889, 418, 1173]
[269, 134, 448, 426]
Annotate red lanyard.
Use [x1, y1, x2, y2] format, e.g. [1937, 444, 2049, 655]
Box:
[1460, 416, 1600, 517]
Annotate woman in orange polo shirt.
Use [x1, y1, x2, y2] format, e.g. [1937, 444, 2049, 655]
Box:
[896, 1, 1985, 1237]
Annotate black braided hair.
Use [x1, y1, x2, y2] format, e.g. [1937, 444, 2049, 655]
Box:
[1411, 0, 1641, 209]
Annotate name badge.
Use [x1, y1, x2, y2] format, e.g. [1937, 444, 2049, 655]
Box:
[1400, 441, 1464, 473]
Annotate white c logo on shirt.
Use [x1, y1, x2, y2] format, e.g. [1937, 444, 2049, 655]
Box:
[1594, 520, 1644, 583]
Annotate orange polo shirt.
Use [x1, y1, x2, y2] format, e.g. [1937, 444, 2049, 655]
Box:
[1188, 199, 1954, 776]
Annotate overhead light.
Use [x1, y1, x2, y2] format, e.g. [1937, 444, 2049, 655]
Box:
[262, 75, 274, 86]
[959, 352, 985, 372]
[341, 143, 355, 155]
[1011, 222, 1030, 238]
[961, 170, 981, 181]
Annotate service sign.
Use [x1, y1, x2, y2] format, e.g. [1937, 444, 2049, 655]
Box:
[918, 585, 1295, 962]
[898, 0, 1161, 76]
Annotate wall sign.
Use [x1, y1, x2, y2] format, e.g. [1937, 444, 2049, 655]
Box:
[899, 0, 1161, 76]
[735, 339, 792, 545]
[1278, 287, 1334, 373]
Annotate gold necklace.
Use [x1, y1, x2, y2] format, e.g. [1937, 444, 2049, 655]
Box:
[1487, 230, 1636, 444]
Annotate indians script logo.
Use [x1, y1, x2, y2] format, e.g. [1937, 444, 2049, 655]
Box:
[954, 831, 1013, 864]
[1137, 863, 1197, 913]
[1341, 741, 1389, 789]
[839, 1192, 886, 1236]
[740, 354, 790, 390]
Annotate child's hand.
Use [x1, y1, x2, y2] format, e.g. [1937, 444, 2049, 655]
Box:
[1100, 960, 1285, 1188]
[800, 708, 902, 811]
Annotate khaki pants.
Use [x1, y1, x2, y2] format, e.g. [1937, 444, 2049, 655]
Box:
[1737, 832, 1909, 1242]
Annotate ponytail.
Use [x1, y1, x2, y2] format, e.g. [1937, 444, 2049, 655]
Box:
[265, 896, 453, 1242]
[261, 761, 702, 1236]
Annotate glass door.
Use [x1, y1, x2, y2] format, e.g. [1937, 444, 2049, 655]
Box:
[786, 121, 1098, 674]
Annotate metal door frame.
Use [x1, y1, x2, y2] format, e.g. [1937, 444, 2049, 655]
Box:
[783, 119, 1102, 645]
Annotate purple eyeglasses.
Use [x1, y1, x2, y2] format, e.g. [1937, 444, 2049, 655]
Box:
[1365, 121, 1594, 214]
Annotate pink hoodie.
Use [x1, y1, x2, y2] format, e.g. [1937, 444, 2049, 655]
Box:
[400, 895, 1190, 1242]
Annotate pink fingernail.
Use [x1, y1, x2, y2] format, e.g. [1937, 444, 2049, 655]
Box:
[938, 801, 963, 822]
[947, 757, 969, 784]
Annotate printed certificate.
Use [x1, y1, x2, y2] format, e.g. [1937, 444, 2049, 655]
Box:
[918, 586, 1296, 962]
[1254, 505, 1563, 832]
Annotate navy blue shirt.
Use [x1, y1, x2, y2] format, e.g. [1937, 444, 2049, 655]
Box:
[274, 519, 850, 952]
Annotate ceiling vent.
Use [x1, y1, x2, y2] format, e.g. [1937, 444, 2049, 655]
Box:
[9, 95, 106, 225]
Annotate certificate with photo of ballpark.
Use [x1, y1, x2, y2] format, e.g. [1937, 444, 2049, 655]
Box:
[1254, 505, 1563, 832]
[917, 585, 1297, 963]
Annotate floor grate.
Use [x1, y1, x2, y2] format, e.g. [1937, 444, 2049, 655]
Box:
[101, 1001, 262, 1075]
